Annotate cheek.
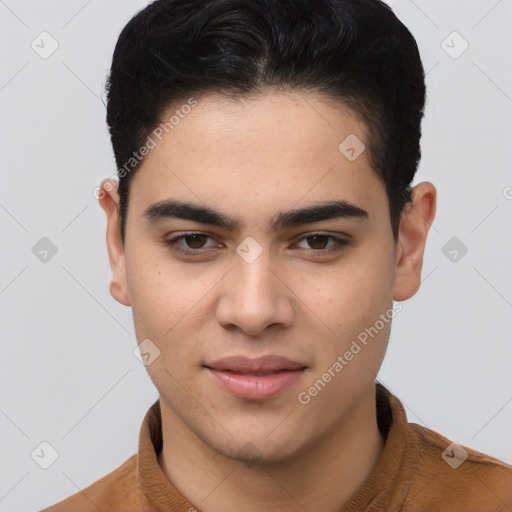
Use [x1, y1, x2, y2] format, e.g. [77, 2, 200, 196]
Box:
[126, 254, 226, 378]
[307, 256, 394, 332]
[126, 247, 215, 331]
[128, 265, 208, 383]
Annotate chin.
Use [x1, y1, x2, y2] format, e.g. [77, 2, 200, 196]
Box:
[206, 431, 307, 467]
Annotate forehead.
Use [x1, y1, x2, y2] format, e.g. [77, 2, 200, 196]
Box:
[129, 90, 387, 224]
[160, 90, 368, 160]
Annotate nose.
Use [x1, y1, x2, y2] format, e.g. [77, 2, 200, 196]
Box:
[215, 247, 295, 336]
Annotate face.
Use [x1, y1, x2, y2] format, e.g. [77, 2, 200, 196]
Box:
[101, 90, 424, 464]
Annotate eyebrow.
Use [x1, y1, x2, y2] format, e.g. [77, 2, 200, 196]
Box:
[143, 199, 369, 232]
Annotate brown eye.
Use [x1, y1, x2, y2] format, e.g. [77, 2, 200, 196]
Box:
[294, 233, 350, 256]
[305, 235, 330, 250]
[183, 234, 209, 248]
[163, 232, 219, 254]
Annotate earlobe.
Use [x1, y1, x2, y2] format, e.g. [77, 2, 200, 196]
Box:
[98, 179, 132, 307]
[392, 182, 437, 301]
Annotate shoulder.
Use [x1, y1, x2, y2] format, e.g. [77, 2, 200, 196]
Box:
[39, 454, 151, 512]
[405, 423, 512, 511]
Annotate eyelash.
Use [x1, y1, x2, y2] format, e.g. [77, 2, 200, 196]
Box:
[162, 232, 350, 257]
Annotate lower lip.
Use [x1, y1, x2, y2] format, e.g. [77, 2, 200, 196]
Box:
[206, 368, 305, 401]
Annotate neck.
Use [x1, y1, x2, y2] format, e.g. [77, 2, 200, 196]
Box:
[157, 385, 384, 512]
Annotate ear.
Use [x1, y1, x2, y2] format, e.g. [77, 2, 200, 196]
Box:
[98, 179, 131, 306]
[393, 182, 437, 301]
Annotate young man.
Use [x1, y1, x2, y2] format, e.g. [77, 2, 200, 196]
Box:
[42, 0, 512, 510]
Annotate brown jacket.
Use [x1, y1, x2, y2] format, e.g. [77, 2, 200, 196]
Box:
[40, 384, 512, 511]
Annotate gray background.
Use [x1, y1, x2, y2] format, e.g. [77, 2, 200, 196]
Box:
[1, 0, 511, 510]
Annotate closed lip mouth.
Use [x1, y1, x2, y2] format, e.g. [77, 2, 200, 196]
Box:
[204, 355, 307, 374]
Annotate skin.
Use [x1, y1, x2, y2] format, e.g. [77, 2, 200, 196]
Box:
[99, 90, 436, 512]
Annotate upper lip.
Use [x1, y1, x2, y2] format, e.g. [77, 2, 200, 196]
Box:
[205, 355, 307, 373]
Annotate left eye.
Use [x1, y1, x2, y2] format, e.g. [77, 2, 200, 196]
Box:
[296, 234, 341, 250]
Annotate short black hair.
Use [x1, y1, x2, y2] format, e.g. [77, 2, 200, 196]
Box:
[105, 0, 426, 244]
